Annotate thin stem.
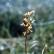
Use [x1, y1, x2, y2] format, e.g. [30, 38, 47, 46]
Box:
[42, 44, 48, 54]
[42, 46, 45, 54]
[25, 35, 27, 54]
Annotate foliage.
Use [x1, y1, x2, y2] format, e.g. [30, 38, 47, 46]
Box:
[0, 0, 54, 54]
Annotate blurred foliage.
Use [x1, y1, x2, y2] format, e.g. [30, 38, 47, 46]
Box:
[0, 0, 54, 54]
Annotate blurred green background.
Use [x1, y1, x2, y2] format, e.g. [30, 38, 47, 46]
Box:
[0, 0, 54, 54]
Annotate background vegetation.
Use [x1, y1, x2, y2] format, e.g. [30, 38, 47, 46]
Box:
[0, 0, 54, 54]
